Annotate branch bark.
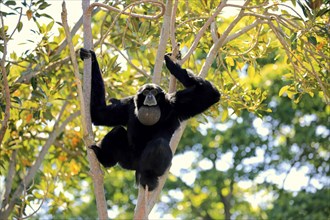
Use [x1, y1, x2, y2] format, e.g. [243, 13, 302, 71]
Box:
[199, 0, 251, 78]
[0, 12, 11, 147]
[2, 150, 17, 210]
[152, 0, 173, 85]
[86, 0, 165, 20]
[134, 1, 173, 218]
[181, 0, 227, 63]
[61, 1, 109, 219]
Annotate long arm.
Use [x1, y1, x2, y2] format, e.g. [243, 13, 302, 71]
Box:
[80, 49, 131, 126]
[164, 55, 220, 121]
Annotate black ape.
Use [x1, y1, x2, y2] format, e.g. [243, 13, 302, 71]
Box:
[80, 49, 220, 191]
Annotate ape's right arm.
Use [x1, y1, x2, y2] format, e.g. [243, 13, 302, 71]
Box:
[80, 49, 131, 126]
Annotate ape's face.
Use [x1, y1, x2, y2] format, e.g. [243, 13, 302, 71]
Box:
[136, 84, 165, 108]
[134, 84, 165, 126]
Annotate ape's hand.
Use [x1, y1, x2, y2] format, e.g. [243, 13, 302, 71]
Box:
[79, 48, 91, 60]
[164, 54, 183, 75]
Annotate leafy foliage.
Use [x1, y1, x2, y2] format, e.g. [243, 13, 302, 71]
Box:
[0, 0, 329, 218]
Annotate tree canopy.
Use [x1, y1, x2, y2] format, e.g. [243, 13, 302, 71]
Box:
[0, 0, 329, 219]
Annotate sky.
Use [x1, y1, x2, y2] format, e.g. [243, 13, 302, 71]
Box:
[2, 0, 82, 55]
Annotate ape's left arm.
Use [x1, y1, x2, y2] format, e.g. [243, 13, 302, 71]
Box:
[164, 55, 220, 121]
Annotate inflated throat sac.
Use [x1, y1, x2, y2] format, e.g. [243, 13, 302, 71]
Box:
[137, 106, 161, 126]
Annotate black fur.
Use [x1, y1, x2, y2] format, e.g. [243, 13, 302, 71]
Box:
[80, 49, 220, 191]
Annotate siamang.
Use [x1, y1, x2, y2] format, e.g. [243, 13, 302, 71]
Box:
[80, 49, 220, 191]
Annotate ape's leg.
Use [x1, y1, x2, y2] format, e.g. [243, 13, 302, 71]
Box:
[138, 138, 173, 191]
[90, 126, 136, 170]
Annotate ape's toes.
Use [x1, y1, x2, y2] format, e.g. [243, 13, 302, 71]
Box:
[140, 174, 158, 191]
[88, 145, 99, 152]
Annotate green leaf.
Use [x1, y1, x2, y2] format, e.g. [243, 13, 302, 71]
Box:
[31, 77, 38, 90]
[317, 8, 330, 17]
[17, 21, 23, 32]
[46, 21, 54, 32]
[33, 110, 40, 119]
[43, 108, 53, 120]
[308, 36, 317, 46]
[5, 1, 16, 6]
[38, 2, 51, 10]
[290, 33, 297, 50]
[12, 96, 22, 105]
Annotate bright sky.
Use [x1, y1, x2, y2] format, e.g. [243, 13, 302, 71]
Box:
[2, 1, 82, 55]
[1, 0, 325, 219]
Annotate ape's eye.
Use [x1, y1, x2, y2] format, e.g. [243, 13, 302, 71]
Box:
[142, 90, 150, 96]
[150, 89, 158, 96]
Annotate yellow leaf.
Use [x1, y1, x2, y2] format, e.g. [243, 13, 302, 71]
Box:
[308, 91, 314, 97]
[279, 85, 290, 96]
[247, 65, 255, 78]
[221, 108, 228, 122]
[69, 160, 80, 175]
[225, 57, 235, 67]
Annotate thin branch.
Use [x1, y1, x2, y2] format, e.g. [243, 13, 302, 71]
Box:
[56, 0, 109, 56]
[61, 2, 86, 132]
[177, 16, 209, 29]
[20, 173, 50, 219]
[135, 1, 173, 217]
[64, 1, 109, 219]
[181, 0, 228, 64]
[87, 0, 165, 20]
[225, 20, 263, 57]
[152, 0, 173, 85]
[2, 150, 17, 209]
[104, 43, 150, 78]
[224, 1, 268, 10]
[8, 8, 23, 40]
[266, 3, 306, 21]
[168, 0, 179, 93]
[170, 0, 179, 52]
[199, 0, 251, 78]
[211, 21, 219, 43]
[14, 56, 70, 84]
[94, 0, 165, 48]
[0, 12, 11, 147]
[224, 19, 261, 45]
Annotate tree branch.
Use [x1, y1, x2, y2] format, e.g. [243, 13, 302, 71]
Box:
[199, 0, 251, 78]
[181, 0, 227, 64]
[2, 150, 17, 210]
[134, 1, 173, 217]
[86, 0, 165, 20]
[63, 1, 109, 219]
[152, 0, 173, 85]
[168, 0, 179, 92]
[0, 12, 11, 147]
[104, 42, 150, 78]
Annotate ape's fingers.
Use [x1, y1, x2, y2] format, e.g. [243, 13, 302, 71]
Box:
[79, 48, 91, 60]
